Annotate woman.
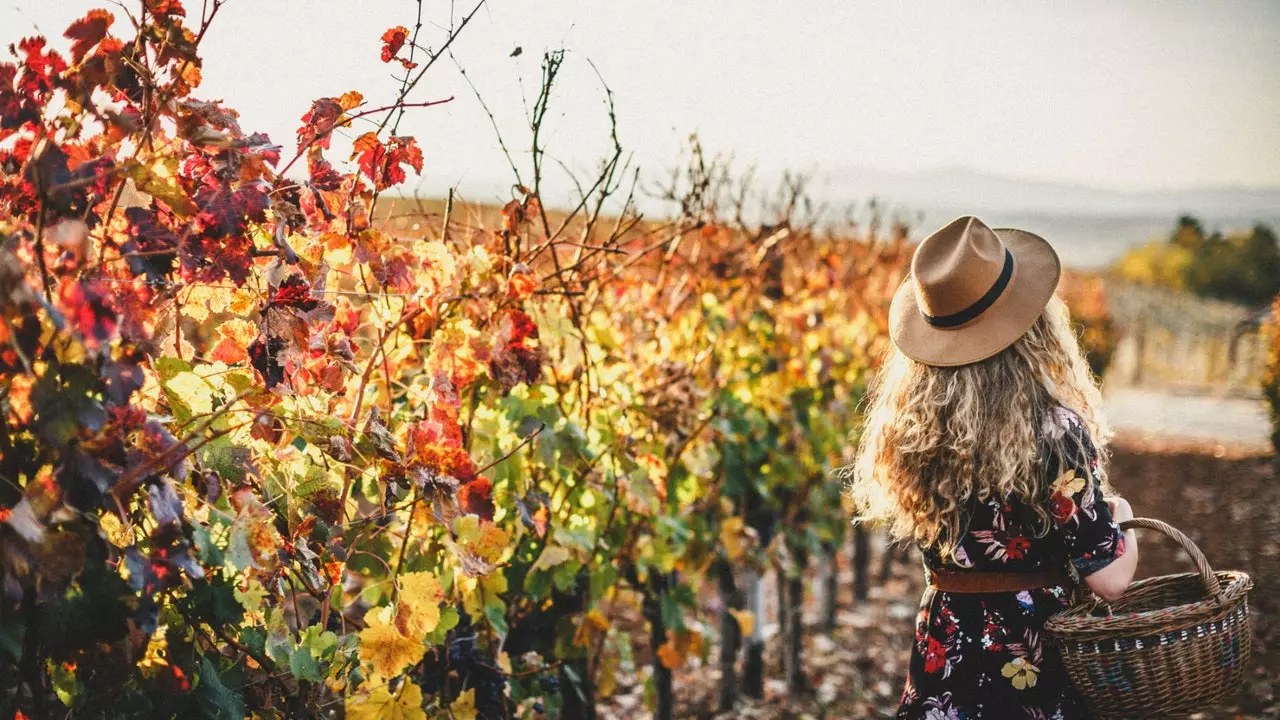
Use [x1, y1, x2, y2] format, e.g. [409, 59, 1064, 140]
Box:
[849, 216, 1140, 719]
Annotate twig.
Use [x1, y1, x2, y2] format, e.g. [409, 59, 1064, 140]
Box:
[474, 423, 546, 477]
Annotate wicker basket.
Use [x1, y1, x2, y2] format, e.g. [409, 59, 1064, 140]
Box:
[1045, 518, 1254, 719]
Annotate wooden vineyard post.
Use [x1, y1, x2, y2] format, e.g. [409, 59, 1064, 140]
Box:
[742, 566, 766, 699]
[644, 579, 674, 720]
[716, 561, 744, 712]
[852, 522, 870, 603]
[820, 540, 839, 634]
[783, 537, 809, 695]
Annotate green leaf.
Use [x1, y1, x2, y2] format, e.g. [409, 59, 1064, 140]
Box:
[425, 607, 460, 645]
[153, 356, 194, 384]
[192, 526, 224, 566]
[225, 524, 255, 572]
[178, 577, 243, 627]
[551, 561, 581, 593]
[192, 656, 245, 720]
[51, 659, 82, 707]
[124, 157, 198, 217]
[484, 603, 509, 636]
[289, 647, 323, 682]
[300, 625, 338, 656]
[198, 434, 254, 485]
[660, 593, 684, 632]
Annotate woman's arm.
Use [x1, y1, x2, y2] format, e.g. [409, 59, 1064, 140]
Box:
[1083, 497, 1139, 602]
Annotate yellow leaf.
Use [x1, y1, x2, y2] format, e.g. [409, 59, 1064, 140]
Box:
[530, 545, 572, 574]
[98, 512, 132, 548]
[137, 627, 170, 678]
[729, 609, 755, 638]
[395, 572, 444, 639]
[359, 608, 426, 680]
[338, 90, 364, 112]
[449, 688, 477, 720]
[573, 608, 610, 647]
[345, 678, 427, 720]
[164, 371, 215, 416]
[496, 652, 512, 675]
[181, 63, 202, 90]
[452, 516, 510, 576]
[720, 517, 756, 562]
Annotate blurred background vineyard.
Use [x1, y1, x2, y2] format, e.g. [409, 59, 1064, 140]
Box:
[1, 2, 1278, 720]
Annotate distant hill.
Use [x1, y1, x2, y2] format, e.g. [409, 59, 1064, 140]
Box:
[810, 166, 1280, 269]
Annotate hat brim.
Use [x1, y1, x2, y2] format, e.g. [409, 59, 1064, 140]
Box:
[889, 228, 1061, 367]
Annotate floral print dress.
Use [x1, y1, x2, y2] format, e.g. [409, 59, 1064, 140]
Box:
[897, 408, 1127, 720]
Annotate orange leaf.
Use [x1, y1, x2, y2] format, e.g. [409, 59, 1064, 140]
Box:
[508, 271, 537, 300]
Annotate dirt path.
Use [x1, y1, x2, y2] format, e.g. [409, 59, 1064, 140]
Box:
[1104, 388, 1272, 449]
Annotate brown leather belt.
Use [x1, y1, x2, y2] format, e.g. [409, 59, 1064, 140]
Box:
[928, 567, 1070, 593]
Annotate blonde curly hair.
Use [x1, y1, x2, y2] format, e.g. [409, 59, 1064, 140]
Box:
[846, 296, 1112, 557]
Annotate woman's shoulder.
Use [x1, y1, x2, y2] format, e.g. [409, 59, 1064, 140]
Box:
[1038, 405, 1097, 465]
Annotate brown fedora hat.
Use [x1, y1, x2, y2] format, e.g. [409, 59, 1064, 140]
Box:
[889, 215, 1061, 367]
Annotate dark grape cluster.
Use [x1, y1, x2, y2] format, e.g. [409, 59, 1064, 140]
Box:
[415, 608, 512, 718]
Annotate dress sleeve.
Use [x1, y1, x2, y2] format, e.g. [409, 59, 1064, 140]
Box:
[1048, 415, 1126, 577]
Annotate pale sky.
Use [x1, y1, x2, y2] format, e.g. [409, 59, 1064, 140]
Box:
[5, 0, 1280, 209]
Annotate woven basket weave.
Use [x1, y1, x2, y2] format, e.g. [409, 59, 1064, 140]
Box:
[1045, 518, 1254, 719]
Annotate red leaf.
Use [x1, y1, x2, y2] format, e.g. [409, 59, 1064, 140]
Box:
[121, 207, 178, 282]
[457, 478, 495, 520]
[380, 26, 410, 63]
[64, 9, 114, 63]
[269, 274, 319, 311]
[297, 98, 344, 152]
[15, 37, 67, 101]
[144, 0, 186, 17]
[489, 309, 542, 395]
[56, 278, 117, 350]
[350, 132, 423, 191]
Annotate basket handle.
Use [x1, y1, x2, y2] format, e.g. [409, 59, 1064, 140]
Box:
[1120, 517, 1222, 600]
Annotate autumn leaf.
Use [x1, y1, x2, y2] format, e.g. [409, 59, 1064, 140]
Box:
[427, 319, 485, 390]
[358, 606, 427, 680]
[64, 9, 114, 64]
[380, 26, 411, 64]
[350, 132, 423, 190]
[124, 156, 196, 217]
[719, 516, 758, 562]
[656, 628, 705, 670]
[457, 478, 494, 520]
[515, 491, 551, 537]
[530, 544, 572, 574]
[297, 97, 344, 152]
[338, 90, 364, 112]
[210, 318, 258, 364]
[500, 200, 526, 234]
[56, 277, 118, 350]
[508, 270, 537, 300]
[488, 309, 542, 395]
[394, 571, 445, 638]
[452, 515, 510, 576]
[121, 206, 178, 282]
[729, 609, 755, 637]
[345, 677, 427, 720]
[227, 486, 284, 574]
[572, 608, 609, 647]
[449, 688, 478, 720]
